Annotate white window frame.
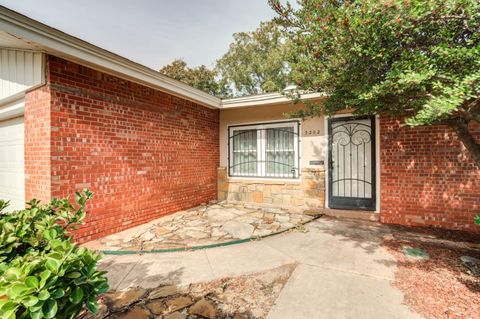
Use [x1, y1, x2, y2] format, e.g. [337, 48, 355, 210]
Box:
[228, 121, 300, 179]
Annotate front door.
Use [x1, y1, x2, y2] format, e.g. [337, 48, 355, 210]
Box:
[328, 116, 376, 210]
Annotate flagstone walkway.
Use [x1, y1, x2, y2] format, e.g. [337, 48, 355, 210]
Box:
[84, 202, 315, 252]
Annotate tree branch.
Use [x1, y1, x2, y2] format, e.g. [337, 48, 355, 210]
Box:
[458, 99, 480, 122]
[462, 111, 480, 123]
[447, 118, 480, 167]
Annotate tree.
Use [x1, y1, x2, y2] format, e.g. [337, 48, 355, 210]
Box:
[159, 59, 229, 96]
[270, 0, 480, 166]
[216, 20, 289, 96]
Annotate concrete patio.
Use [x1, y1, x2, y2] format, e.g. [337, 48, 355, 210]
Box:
[99, 217, 422, 319]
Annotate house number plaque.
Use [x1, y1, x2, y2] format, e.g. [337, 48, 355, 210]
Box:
[304, 129, 322, 136]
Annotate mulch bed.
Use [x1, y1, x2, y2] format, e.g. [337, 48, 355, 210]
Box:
[383, 225, 480, 319]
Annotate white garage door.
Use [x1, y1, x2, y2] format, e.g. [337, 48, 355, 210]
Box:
[0, 116, 25, 211]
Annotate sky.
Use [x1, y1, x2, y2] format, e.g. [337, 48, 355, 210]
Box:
[0, 0, 276, 70]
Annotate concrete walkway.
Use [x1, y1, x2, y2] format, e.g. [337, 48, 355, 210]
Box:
[99, 217, 422, 319]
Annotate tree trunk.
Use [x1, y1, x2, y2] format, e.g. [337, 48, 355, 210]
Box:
[448, 118, 480, 167]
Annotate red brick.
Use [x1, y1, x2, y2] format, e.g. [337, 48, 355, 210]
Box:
[379, 116, 480, 232]
[25, 55, 219, 242]
[25, 84, 52, 203]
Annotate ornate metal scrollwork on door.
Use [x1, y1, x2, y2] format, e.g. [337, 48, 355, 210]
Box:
[328, 117, 376, 210]
[332, 123, 372, 146]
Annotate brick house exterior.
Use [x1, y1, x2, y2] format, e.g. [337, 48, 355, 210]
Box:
[0, 7, 478, 244]
[24, 56, 219, 242]
[217, 102, 479, 233]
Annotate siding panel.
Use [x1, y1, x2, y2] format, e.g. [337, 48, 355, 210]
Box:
[0, 49, 44, 101]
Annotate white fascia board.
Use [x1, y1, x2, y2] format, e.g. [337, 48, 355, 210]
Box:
[0, 7, 221, 109]
[221, 92, 326, 109]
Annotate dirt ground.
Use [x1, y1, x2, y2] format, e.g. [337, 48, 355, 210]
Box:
[80, 264, 296, 319]
[383, 226, 480, 319]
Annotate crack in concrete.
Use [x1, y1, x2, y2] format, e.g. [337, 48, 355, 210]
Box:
[113, 257, 142, 291]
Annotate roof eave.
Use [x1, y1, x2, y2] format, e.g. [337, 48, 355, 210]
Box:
[0, 6, 222, 109]
[220, 92, 326, 109]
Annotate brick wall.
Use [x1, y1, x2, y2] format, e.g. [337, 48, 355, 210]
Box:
[25, 85, 52, 202]
[26, 55, 219, 242]
[380, 116, 480, 232]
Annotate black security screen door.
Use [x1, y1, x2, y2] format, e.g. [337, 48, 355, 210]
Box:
[328, 116, 376, 210]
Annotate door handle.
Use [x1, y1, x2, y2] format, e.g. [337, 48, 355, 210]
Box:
[329, 160, 335, 170]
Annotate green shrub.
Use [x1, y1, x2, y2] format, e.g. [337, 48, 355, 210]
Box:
[475, 215, 480, 225]
[0, 190, 109, 319]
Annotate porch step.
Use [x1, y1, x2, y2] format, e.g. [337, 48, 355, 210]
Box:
[323, 208, 380, 222]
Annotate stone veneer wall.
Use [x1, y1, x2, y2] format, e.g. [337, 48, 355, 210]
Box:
[217, 167, 325, 209]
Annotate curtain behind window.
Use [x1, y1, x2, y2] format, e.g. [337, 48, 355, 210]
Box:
[266, 127, 294, 177]
[232, 129, 257, 175]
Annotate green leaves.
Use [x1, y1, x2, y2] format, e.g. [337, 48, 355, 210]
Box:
[0, 190, 109, 319]
[50, 288, 65, 299]
[42, 300, 57, 319]
[25, 276, 39, 289]
[43, 229, 57, 241]
[3, 268, 21, 281]
[39, 270, 51, 289]
[159, 59, 230, 97]
[23, 296, 39, 307]
[8, 284, 30, 299]
[65, 271, 81, 279]
[38, 290, 50, 301]
[45, 259, 60, 273]
[69, 287, 84, 304]
[86, 299, 99, 314]
[272, 0, 480, 167]
[0, 200, 10, 213]
[272, 0, 480, 122]
[215, 20, 288, 96]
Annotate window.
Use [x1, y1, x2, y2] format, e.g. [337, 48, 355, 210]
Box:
[228, 121, 300, 179]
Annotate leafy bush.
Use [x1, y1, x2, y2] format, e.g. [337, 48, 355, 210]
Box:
[0, 190, 109, 319]
[475, 215, 480, 225]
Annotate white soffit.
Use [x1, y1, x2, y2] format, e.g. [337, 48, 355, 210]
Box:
[221, 92, 326, 109]
[0, 30, 39, 49]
